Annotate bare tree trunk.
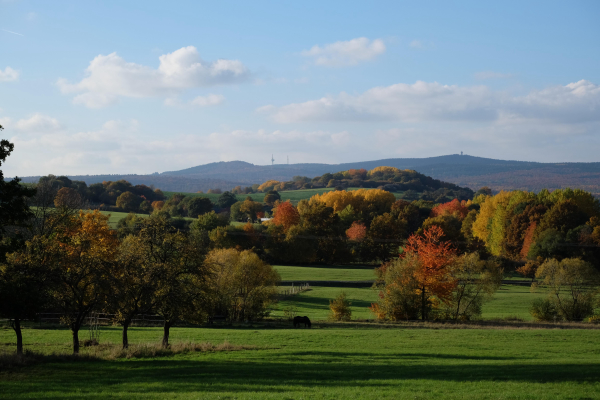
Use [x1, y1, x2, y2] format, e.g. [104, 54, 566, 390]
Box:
[72, 328, 80, 354]
[162, 321, 171, 348]
[11, 318, 23, 355]
[122, 321, 130, 349]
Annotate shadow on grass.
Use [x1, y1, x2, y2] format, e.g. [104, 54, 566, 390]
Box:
[280, 295, 375, 311]
[1, 351, 599, 397]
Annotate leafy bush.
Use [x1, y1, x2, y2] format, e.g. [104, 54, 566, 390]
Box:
[530, 298, 559, 321]
[329, 292, 352, 321]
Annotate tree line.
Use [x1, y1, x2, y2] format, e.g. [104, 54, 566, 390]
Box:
[0, 134, 280, 355]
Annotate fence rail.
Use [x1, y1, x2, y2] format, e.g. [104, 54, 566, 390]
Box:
[279, 283, 311, 297]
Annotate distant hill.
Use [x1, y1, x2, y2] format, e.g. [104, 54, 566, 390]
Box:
[20, 155, 600, 195]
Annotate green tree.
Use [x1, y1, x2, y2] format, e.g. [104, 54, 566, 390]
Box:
[263, 190, 281, 206]
[204, 248, 279, 321]
[116, 191, 143, 212]
[191, 211, 229, 233]
[187, 197, 213, 218]
[0, 131, 40, 355]
[533, 258, 599, 321]
[108, 235, 159, 348]
[217, 191, 238, 209]
[0, 134, 36, 249]
[0, 237, 54, 355]
[442, 253, 502, 320]
[136, 215, 207, 347]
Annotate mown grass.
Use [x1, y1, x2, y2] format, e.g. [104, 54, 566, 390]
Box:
[273, 265, 376, 282]
[271, 284, 547, 322]
[97, 210, 148, 228]
[273, 287, 380, 320]
[1, 325, 600, 398]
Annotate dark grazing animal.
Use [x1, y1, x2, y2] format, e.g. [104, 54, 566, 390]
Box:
[293, 316, 311, 328]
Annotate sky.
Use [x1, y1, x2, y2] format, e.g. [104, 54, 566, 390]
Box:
[1, 0, 599, 177]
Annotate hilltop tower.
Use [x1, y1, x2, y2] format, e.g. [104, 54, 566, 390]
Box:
[271, 154, 274, 165]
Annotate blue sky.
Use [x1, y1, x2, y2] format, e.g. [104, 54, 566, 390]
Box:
[1, 0, 599, 176]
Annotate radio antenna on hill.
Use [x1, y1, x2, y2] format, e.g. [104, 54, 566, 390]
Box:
[271, 154, 274, 165]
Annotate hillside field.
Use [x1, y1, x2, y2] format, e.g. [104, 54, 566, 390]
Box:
[163, 188, 405, 205]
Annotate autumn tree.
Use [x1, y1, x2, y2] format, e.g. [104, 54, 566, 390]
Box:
[204, 248, 279, 321]
[329, 292, 352, 321]
[346, 221, 367, 241]
[48, 211, 119, 354]
[371, 254, 422, 320]
[401, 226, 457, 320]
[239, 198, 263, 222]
[151, 200, 165, 211]
[515, 258, 542, 282]
[54, 187, 84, 209]
[272, 201, 300, 232]
[430, 199, 469, 220]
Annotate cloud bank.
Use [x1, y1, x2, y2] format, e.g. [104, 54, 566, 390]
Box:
[260, 80, 600, 124]
[57, 46, 248, 108]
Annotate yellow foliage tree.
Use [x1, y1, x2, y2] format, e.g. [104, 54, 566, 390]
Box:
[48, 210, 119, 354]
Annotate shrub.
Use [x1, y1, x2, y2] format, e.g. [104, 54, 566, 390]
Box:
[588, 315, 600, 324]
[530, 298, 559, 321]
[329, 292, 352, 321]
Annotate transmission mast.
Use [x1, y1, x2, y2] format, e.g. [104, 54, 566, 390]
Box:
[271, 154, 274, 165]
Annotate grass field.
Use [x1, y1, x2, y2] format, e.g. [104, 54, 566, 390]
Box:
[273, 265, 376, 282]
[1, 325, 599, 398]
[271, 284, 547, 321]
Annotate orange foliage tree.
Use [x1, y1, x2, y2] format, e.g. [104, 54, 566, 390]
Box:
[151, 200, 165, 211]
[272, 201, 300, 232]
[520, 221, 537, 259]
[430, 199, 469, 220]
[49, 210, 119, 353]
[402, 225, 457, 320]
[346, 221, 367, 241]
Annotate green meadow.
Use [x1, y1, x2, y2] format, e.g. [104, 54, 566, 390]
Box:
[274, 264, 376, 282]
[1, 325, 599, 399]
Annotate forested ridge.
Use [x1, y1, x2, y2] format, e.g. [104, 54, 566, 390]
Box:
[19, 154, 600, 195]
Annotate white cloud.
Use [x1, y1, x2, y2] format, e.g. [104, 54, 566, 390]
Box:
[301, 37, 386, 67]
[0, 66, 19, 82]
[409, 40, 423, 48]
[191, 94, 225, 107]
[261, 80, 600, 124]
[57, 46, 249, 108]
[475, 71, 514, 80]
[11, 114, 62, 133]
